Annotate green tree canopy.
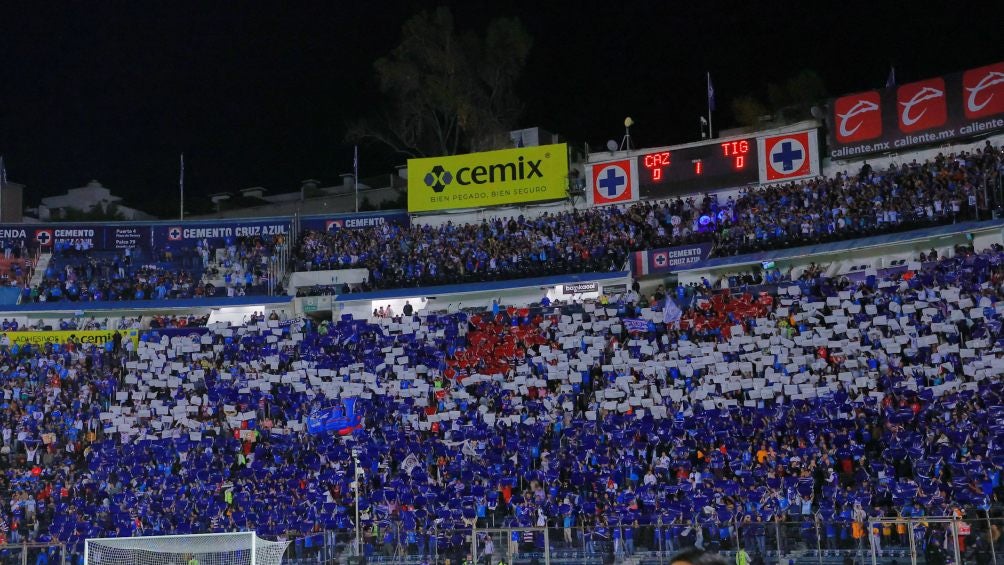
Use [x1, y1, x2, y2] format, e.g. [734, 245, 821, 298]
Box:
[349, 7, 532, 158]
[730, 69, 828, 127]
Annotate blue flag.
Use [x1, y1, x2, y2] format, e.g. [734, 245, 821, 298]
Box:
[707, 73, 716, 112]
[624, 318, 649, 333]
[307, 397, 362, 435]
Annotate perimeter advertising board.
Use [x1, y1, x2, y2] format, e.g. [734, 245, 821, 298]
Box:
[407, 144, 569, 212]
[827, 61, 1004, 159]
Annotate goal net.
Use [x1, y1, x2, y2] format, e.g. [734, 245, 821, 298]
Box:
[84, 532, 290, 565]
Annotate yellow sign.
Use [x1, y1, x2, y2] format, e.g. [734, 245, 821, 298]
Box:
[4, 329, 140, 348]
[408, 143, 569, 212]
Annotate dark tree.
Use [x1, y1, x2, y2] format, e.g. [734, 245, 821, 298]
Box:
[349, 7, 532, 158]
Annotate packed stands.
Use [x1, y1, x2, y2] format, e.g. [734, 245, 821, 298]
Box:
[296, 145, 1004, 291]
[26, 235, 284, 303]
[2, 244, 1004, 561]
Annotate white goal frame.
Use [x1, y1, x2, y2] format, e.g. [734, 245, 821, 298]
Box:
[84, 531, 290, 565]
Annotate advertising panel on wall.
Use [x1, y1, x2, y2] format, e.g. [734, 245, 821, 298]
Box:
[407, 143, 569, 212]
[4, 329, 140, 347]
[155, 218, 291, 247]
[0, 225, 154, 251]
[588, 159, 638, 207]
[300, 211, 410, 232]
[632, 243, 713, 276]
[0, 217, 293, 251]
[757, 129, 821, 184]
[827, 61, 1004, 159]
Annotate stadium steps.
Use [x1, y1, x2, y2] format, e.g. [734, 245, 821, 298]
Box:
[29, 251, 51, 287]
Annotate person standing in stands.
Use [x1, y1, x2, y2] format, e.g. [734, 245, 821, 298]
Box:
[482, 534, 494, 565]
[403, 300, 414, 316]
[735, 546, 749, 565]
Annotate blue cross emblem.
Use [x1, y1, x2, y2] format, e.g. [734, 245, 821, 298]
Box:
[772, 141, 804, 172]
[654, 253, 668, 266]
[598, 166, 626, 197]
[36, 231, 51, 245]
[169, 228, 182, 239]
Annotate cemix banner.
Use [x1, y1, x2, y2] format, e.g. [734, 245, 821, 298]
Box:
[4, 329, 140, 348]
[407, 143, 569, 212]
[827, 61, 1004, 159]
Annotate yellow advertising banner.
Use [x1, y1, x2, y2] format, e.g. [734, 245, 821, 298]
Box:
[4, 329, 140, 348]
[408, 143, 569, 212]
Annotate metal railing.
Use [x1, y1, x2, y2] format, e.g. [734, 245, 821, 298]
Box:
[0, 542, 67, 565]
[275, 515, 1004, 565]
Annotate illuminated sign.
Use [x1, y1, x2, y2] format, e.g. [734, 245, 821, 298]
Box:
[407, 144, 569, 212]
[637, 137, 759, 197]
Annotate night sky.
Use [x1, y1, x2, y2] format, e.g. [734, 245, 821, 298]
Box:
[2, 1, 1002, 216]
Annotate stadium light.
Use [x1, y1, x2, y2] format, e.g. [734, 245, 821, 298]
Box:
[619, 116, 635, 151]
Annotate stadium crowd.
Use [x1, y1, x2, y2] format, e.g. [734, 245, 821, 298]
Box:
[297, 144, 1004, 290]
[25, 235, 284, 303]
[1, 243, 1003, 562]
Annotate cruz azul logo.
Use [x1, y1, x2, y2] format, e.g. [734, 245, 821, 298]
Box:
[591, 160, 633, 205]
[833, 91, 882, 143]
[963, 62, 1004, 119]
[422, 156, 544, 193]
[762, 131, 813, 181]
[897, 78, 947, 133]
[34, 229, 53, 247]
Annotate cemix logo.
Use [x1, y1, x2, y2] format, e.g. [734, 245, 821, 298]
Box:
[422, 156, 544, 193]
[963, 62, 1004, 119]
[834, 92, 882, 142]
[897, 78, 947, 133]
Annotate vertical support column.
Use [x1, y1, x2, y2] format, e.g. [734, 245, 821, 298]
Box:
[951, 519, 962, 565]
[544, 527, 551, 565]
[251, 532, 258, 565]
[774, 516, 783, 565]
[869, 522, 878, 565]
[470, 523, 477, 565]
[986, 511, 998, 565]
[907, 519, 917, 565]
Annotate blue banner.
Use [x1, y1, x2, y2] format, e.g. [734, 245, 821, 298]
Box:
[141, 327, 211, 341]
[623, 318, 650, 333]
[0, 217, 293, 252]
[306, 397, 362, 435]
[153, 218, 291, 248]
[631, 243, 713, 276]
[300, 211, 409, 232]
[0, 224, 153, 251]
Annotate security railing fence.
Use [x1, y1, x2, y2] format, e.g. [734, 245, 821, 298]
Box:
[0, 542, 67, 565]
[276, 516, 1004, 565]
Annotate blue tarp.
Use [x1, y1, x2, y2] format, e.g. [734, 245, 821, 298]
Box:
[0, 287, 21, 306]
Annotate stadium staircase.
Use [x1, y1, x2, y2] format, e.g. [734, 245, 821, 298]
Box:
[28, 250, 50, 288]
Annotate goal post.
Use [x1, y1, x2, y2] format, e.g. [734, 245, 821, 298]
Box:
[84, 532, 290, 565]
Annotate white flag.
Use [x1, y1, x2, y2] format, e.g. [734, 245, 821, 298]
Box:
[401, 453, 421, 476]
[663, 299, 683, 325]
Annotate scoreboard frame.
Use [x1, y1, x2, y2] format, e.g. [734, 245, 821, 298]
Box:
[636, 136, 760, 197]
